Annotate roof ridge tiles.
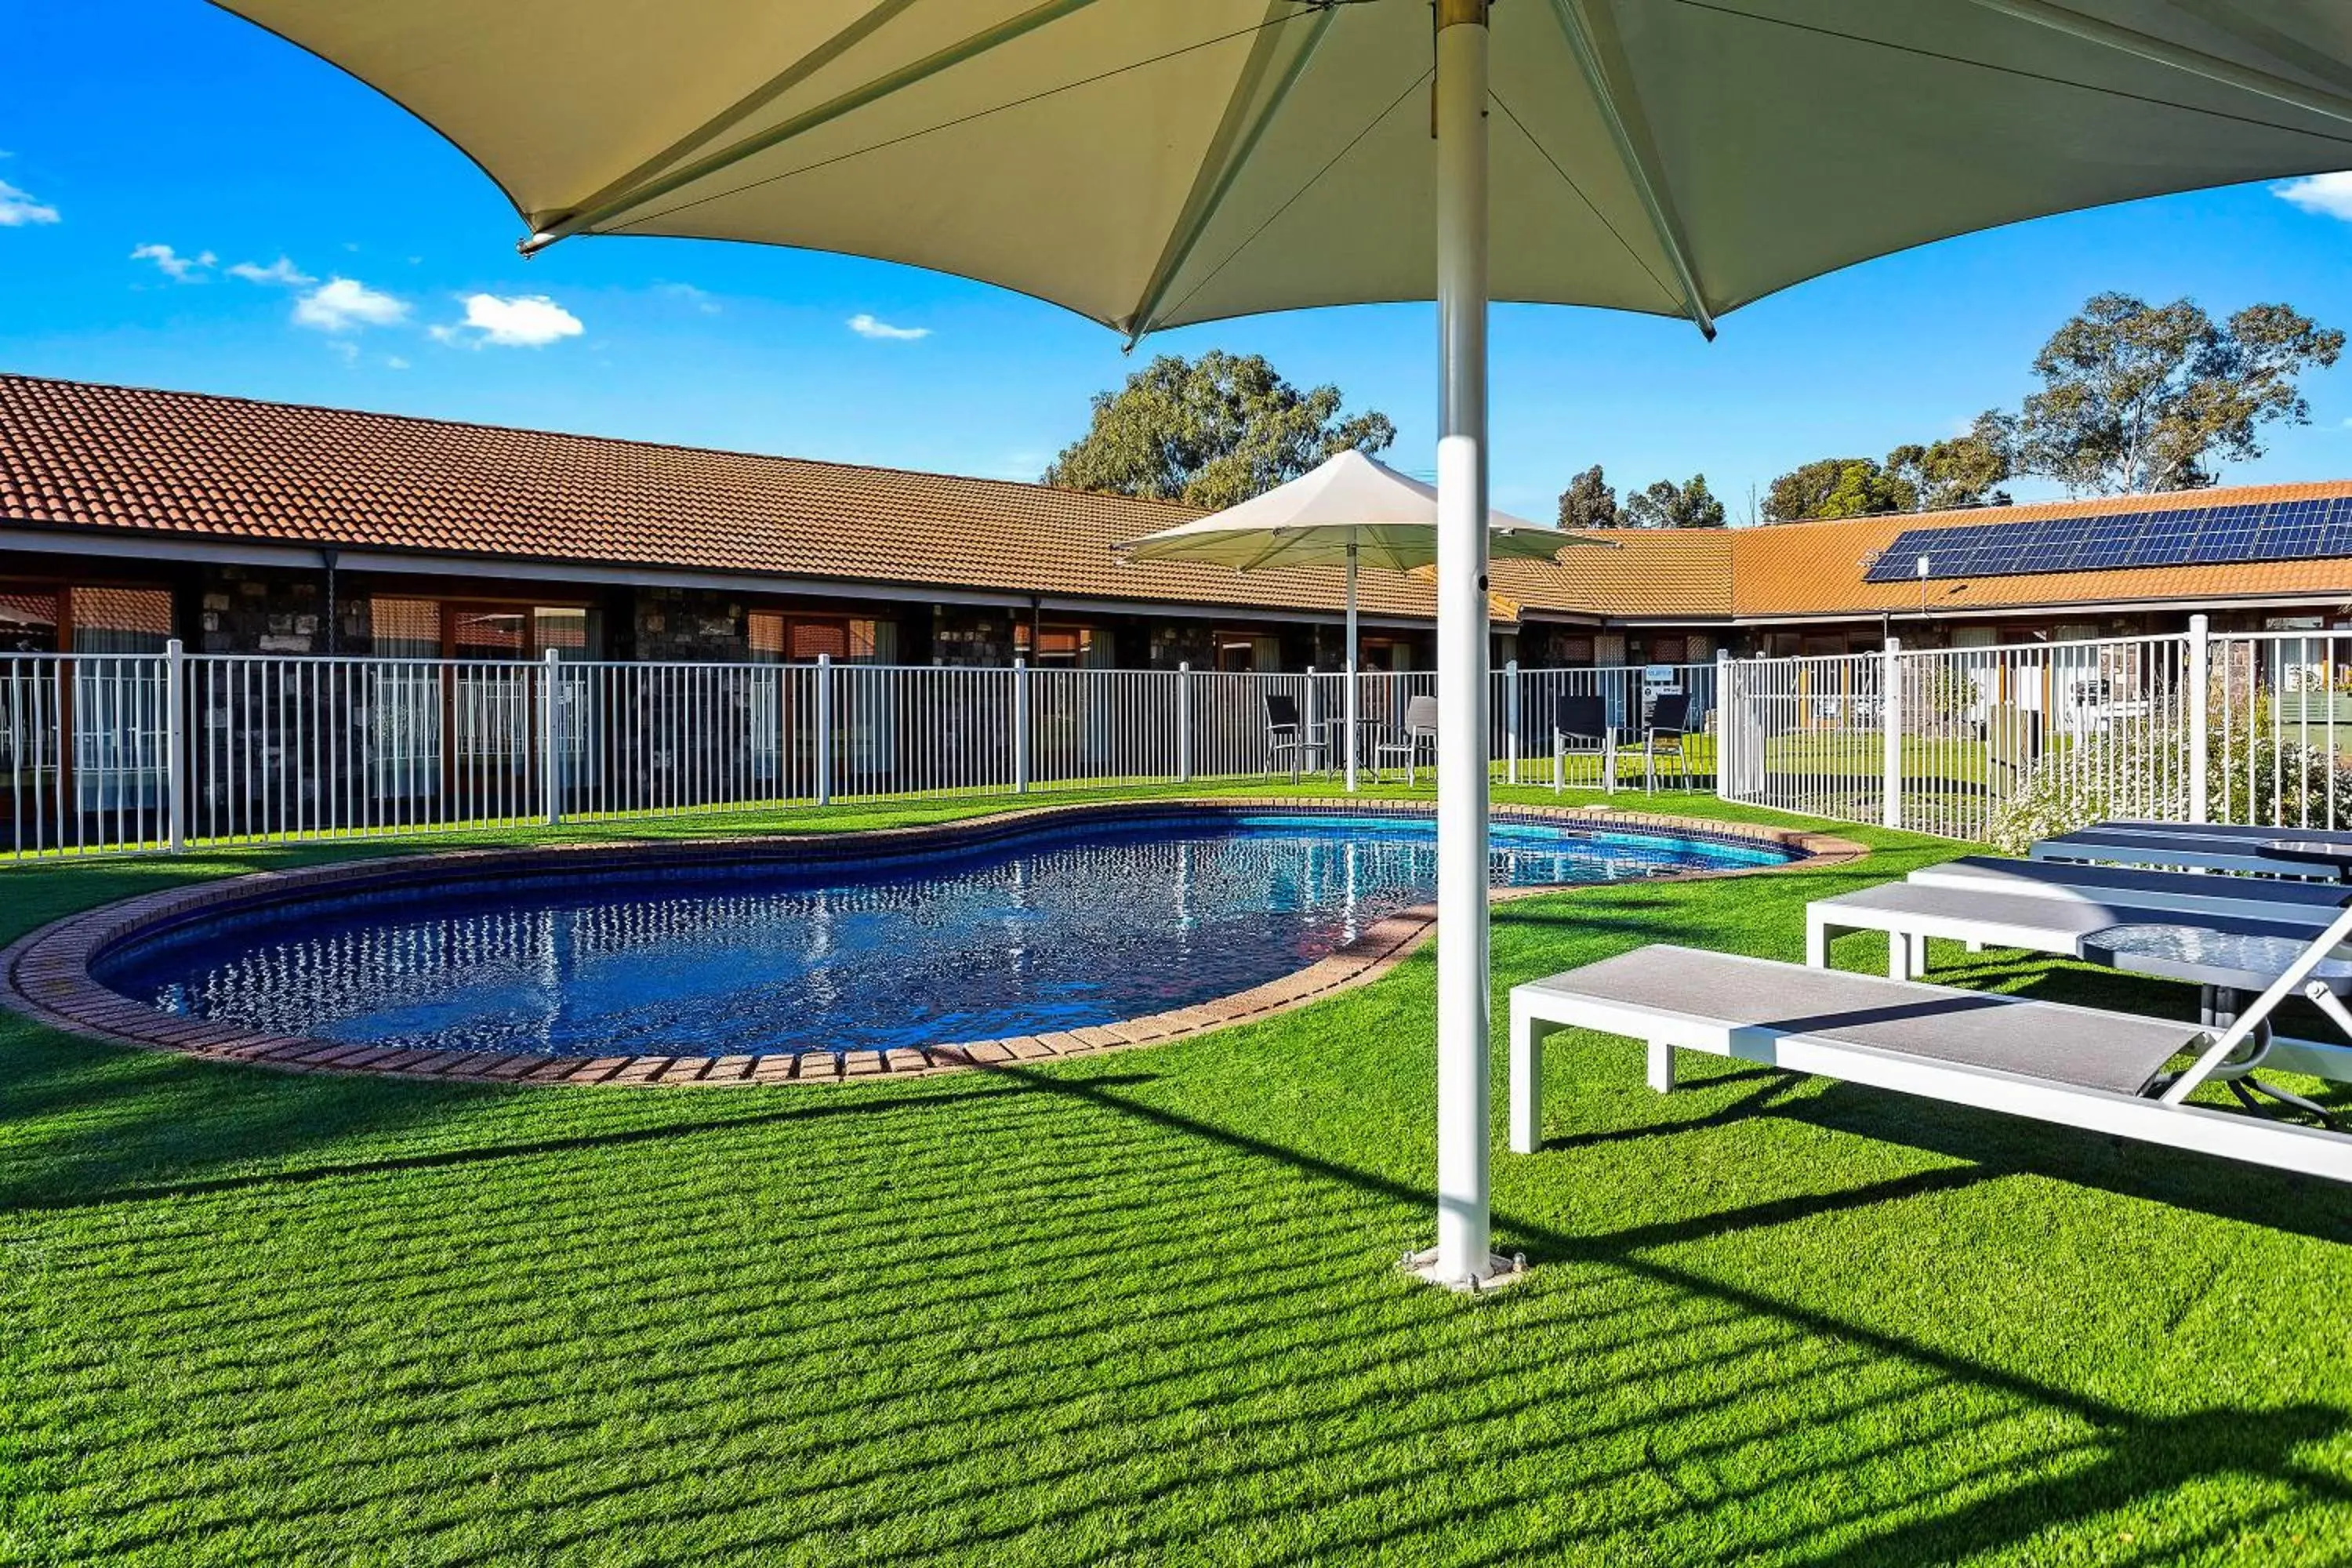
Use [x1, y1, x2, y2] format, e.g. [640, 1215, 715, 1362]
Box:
[0, 370, 1206, 520]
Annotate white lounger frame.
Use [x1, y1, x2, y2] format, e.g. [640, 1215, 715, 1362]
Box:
[1804, 892, 2352, 1085]
[1507, 960, 2352, 1182]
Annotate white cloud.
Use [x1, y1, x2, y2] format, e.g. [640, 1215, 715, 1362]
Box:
[439, 292, 585, 347]
[292, 276, 409, 332]
[0, 180, 58, 227]
[385, 356, 410, 371]
[132, 243, 215, 281]
[848, 312, 930, 341]
[656, 282, 721, 315]
[325, 339, 360, 365]
[2276, 172, 2352, 221]
[227, 256, 315, 286]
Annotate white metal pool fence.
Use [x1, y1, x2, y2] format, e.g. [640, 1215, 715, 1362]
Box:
[1716, 616, 2352, 845]
[0, 650, 1718, 859]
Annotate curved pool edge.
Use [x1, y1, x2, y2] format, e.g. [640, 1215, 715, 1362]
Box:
[0, 798, 1864, 1088]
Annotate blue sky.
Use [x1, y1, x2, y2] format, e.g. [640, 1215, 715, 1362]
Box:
[4, 0, 2351, 521]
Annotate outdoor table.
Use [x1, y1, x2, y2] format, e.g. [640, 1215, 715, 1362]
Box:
[2082, 920, 2352, 1123]
[1319, 715, 1386, 775]
[2259, 839, 2352, 884]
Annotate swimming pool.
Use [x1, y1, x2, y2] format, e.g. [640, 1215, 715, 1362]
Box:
[93, 808, 1793, 1060]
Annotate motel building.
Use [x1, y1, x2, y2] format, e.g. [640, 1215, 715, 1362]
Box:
[5, 374, 2350, 670]
[0, 376, 2343, 851]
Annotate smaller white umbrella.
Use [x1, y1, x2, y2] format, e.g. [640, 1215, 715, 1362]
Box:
[1116, 449, 1586, 789]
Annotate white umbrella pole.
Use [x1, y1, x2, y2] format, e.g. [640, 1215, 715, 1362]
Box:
[1425, 0, 1501, 1290]
[1344, 538, 1359, 792]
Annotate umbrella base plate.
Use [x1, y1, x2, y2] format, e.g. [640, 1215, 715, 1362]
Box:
[1399, 1247, 1530, 1294]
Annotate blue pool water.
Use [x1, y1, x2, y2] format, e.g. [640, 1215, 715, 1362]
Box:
[98, 811, 1787, 1058]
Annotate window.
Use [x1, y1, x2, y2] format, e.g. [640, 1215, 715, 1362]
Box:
[1215, 633, 1282, 673]
[71, 587, 172, 654]
[0, 590, 61, 654]
[380, 599, 601, 660]
[751, 612, 895, 664]
[790, 620, 848, 661]
[452, 608, 531, 660]
[1014, 622, 1101, 666]
[750, 612, 786, 662]
[534, 606, 591, 659]
[371, 598, 441, 659]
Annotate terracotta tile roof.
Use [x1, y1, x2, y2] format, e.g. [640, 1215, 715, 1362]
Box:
[1500, 484, 2352, 621]
[6, 374, 2351, 627]
[0, 373, 1445, 620]
[1723, 487, 2352, 619]
[1494, 528, 1735, 618]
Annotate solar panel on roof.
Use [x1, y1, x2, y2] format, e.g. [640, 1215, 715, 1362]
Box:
[1861, 495, 2352, 585]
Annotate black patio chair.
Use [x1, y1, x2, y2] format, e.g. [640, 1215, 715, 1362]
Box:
[1264, 691, 1328, 782]
[1628, 692, 1695, 791]
[1551, 693, 1616, 794]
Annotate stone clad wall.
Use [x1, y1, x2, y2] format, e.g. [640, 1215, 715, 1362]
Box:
[196, 565, 365, 655]
[634, 586, 750, 662]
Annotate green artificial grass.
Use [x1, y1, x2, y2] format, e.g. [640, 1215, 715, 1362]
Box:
[1, 782, 2347, 1566]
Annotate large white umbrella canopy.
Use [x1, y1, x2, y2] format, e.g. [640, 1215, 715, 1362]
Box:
[214, 0, 2352, 1287]
[215, 2, 2352, 337]
[1116, 449, 1568, 572]
[1117, 448, 1590, 789]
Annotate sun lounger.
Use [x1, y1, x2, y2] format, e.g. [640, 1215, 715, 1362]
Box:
[1807, 881, 2332, 978]
[1805, 880, 2352, 1084]
[1908, 855, 2345, 924]
[2031, 825, 2342, 878]
[1507, 933, 2352, 1181]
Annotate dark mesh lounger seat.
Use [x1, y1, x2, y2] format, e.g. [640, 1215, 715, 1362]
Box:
[1806, 881, 2335, 973]
[1913, 856, 2346, 918]
[2031, 827, 2343, 877]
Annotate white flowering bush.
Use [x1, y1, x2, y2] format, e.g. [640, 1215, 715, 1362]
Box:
[2206, 722, 2352, 834]
[1986, 724, 2190, 854]
[1987, 705, 2352, 853]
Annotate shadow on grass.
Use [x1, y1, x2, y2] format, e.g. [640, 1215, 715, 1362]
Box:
[0, 1068, 1156, 1216]
[815, 1056, 2352, 1565]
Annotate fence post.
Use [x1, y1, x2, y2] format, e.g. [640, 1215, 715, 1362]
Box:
[537, 646, 562, 826]
[1013, 656, 1031, 794]
[1714, 648, 1732, 798]
[1881, 637, 1904, 831]
[1504, 659, 1520, 785]
[1305, 666, 1319, 785]
[815, 652, 835, 807]
[1174, 662, 1192, 784]
[164, 638, 187, 853]
[2186, 613, 2210, 824]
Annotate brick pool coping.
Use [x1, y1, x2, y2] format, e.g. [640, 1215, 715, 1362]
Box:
[0, 799, 1861, 1089]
